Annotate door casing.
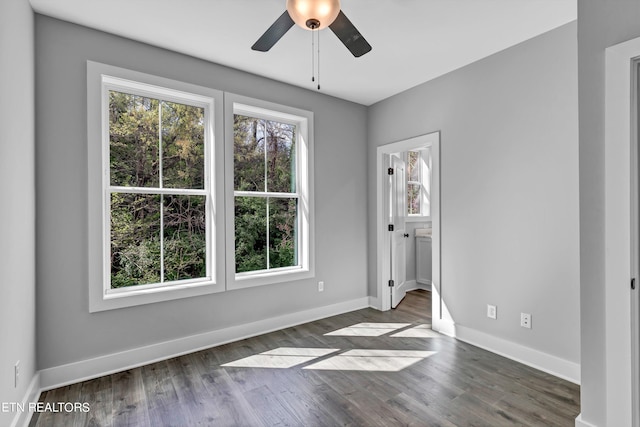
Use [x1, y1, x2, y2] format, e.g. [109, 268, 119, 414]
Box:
[375, 132, 441, 324]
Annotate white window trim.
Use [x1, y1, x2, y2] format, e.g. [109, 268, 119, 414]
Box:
[87, 61, 225, 312]
[224, 93, 315, 290]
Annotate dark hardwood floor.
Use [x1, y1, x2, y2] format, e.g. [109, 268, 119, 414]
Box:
[31, 290, 580, 426]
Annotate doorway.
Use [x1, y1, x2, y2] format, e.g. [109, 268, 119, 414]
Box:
[604, 37, 640, 426]
[375, 132, 442, 329]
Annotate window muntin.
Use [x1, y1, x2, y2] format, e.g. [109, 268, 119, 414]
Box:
[406, 148, 431, 218]
[407, 150, 421, 215]
[227, 97, 314, 289]
[89, 63, 312, 310]
[233, 115, 300, 275]
[103, 78, 214, 293]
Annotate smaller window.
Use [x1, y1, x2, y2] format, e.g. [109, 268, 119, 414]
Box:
[225, 94, 314, 290]
[406, 148, 431, 219]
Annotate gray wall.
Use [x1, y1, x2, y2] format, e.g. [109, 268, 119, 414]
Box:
[577, 1, 640, 425]
[367, 23, 580, 363]
[35, 15, 368, 369]
[0, 1, 37, 425]
[405, 222, 431, 283]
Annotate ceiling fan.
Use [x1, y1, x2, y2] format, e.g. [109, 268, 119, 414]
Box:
[251, 0, 372, 58]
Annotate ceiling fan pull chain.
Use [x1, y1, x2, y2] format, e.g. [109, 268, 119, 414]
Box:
[317, 29, 321, 90]
[311, 27, 315, 83]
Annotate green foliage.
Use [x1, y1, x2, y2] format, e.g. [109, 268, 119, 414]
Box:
[234, 115, 298, 273]
[109, 92, 207, 288]
[107, 94, 300, 286]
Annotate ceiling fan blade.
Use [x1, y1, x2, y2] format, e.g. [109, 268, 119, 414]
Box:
[252, 11, 295, 52]
[329, 10, 372, 57]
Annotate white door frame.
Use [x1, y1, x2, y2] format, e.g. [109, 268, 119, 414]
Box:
[632, 55, 640, 427]
[603, 36, 640, 427]
[376, 132, 441, 323]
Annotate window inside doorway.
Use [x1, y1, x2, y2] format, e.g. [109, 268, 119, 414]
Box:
[405, 148, 432, 220]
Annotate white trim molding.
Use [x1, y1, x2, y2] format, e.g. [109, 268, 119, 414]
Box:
[223, 93, 315, 291]
[598, 35, 640, 427]
[454, 325, 580, 384]
[38, 297, 368, 391]
[575, 413, 599, 427]
[87, 61, 226, 312]
[9, 372, 40, 427]
[376, 132, 440, 314]
[368, 295, 382, 310]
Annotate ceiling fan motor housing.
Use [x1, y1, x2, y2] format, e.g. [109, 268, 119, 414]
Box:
[306, 19, 320, 29]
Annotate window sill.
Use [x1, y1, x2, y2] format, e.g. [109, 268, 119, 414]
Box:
[406, 216, 432, 223]
[89, 280, 224, 313]
[228, 267, 314, 291]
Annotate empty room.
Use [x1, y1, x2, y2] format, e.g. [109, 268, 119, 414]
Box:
[1, 1, 639, 426]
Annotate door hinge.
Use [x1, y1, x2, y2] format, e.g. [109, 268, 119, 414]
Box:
[387, 167, 394, 175]
[388, 279, 395, 288]
[632, 277, 636, 290]
[388, 224, 394, 231]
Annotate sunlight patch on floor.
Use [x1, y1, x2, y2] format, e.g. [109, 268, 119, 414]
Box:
[324, 322, 411, 337]
[221, 347, 339, 369]
[303, 349, 436, 372]
[390, 324, 440, 338]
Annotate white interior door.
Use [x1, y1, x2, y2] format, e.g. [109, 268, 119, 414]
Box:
[390, 154, 407, 308]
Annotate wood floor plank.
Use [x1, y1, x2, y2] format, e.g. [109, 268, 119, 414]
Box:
[110, 369, 150, 427]
[33, 290, 580, 427]
[140, 361, 186, 427]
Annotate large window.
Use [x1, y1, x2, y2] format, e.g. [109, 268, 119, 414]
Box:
[108, 90, 210, 289]
[226, 96, 314, 289]
[88, 62, 224, 312]
[88, 63, 313, 310]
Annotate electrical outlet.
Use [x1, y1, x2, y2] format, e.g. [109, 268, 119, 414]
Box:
[14, 361, 20, 388]
[487, 304, 497, 319]
[318, 281, 324, 292]
[521, 313, 532, 329]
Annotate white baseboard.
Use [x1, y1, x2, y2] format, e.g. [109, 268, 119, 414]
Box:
[10, 372, 40, 427]
[39, 297, 369, 391]
[368, 295, 381, 310]
[454, 324, 580, 384]
[575, 413, 598, 427]
[432, 318, 456, 337]
[406, 279, 431, 292]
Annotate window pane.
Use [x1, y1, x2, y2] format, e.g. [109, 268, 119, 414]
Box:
[235, 196, 267, 273]
[162, 101, 205, 189]
[109, 91, 160, 187]
[407, 150, 420, 182]
[265, 120, 296, 193]
[163, 195, 207, 281]
[408, 183, 421, 215]
[269, 198, 298, 269]
[234, 115, 265, 192]
[111, 193, 161, 288]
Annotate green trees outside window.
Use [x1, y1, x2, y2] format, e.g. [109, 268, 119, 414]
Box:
[109, 91, 207, 288]
[234, 115, 298, 274]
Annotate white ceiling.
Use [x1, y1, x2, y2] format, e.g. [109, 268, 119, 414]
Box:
[29, 0, 576, 106]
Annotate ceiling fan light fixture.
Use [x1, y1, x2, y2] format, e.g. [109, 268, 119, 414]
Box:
[286, 0, 341, 30]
